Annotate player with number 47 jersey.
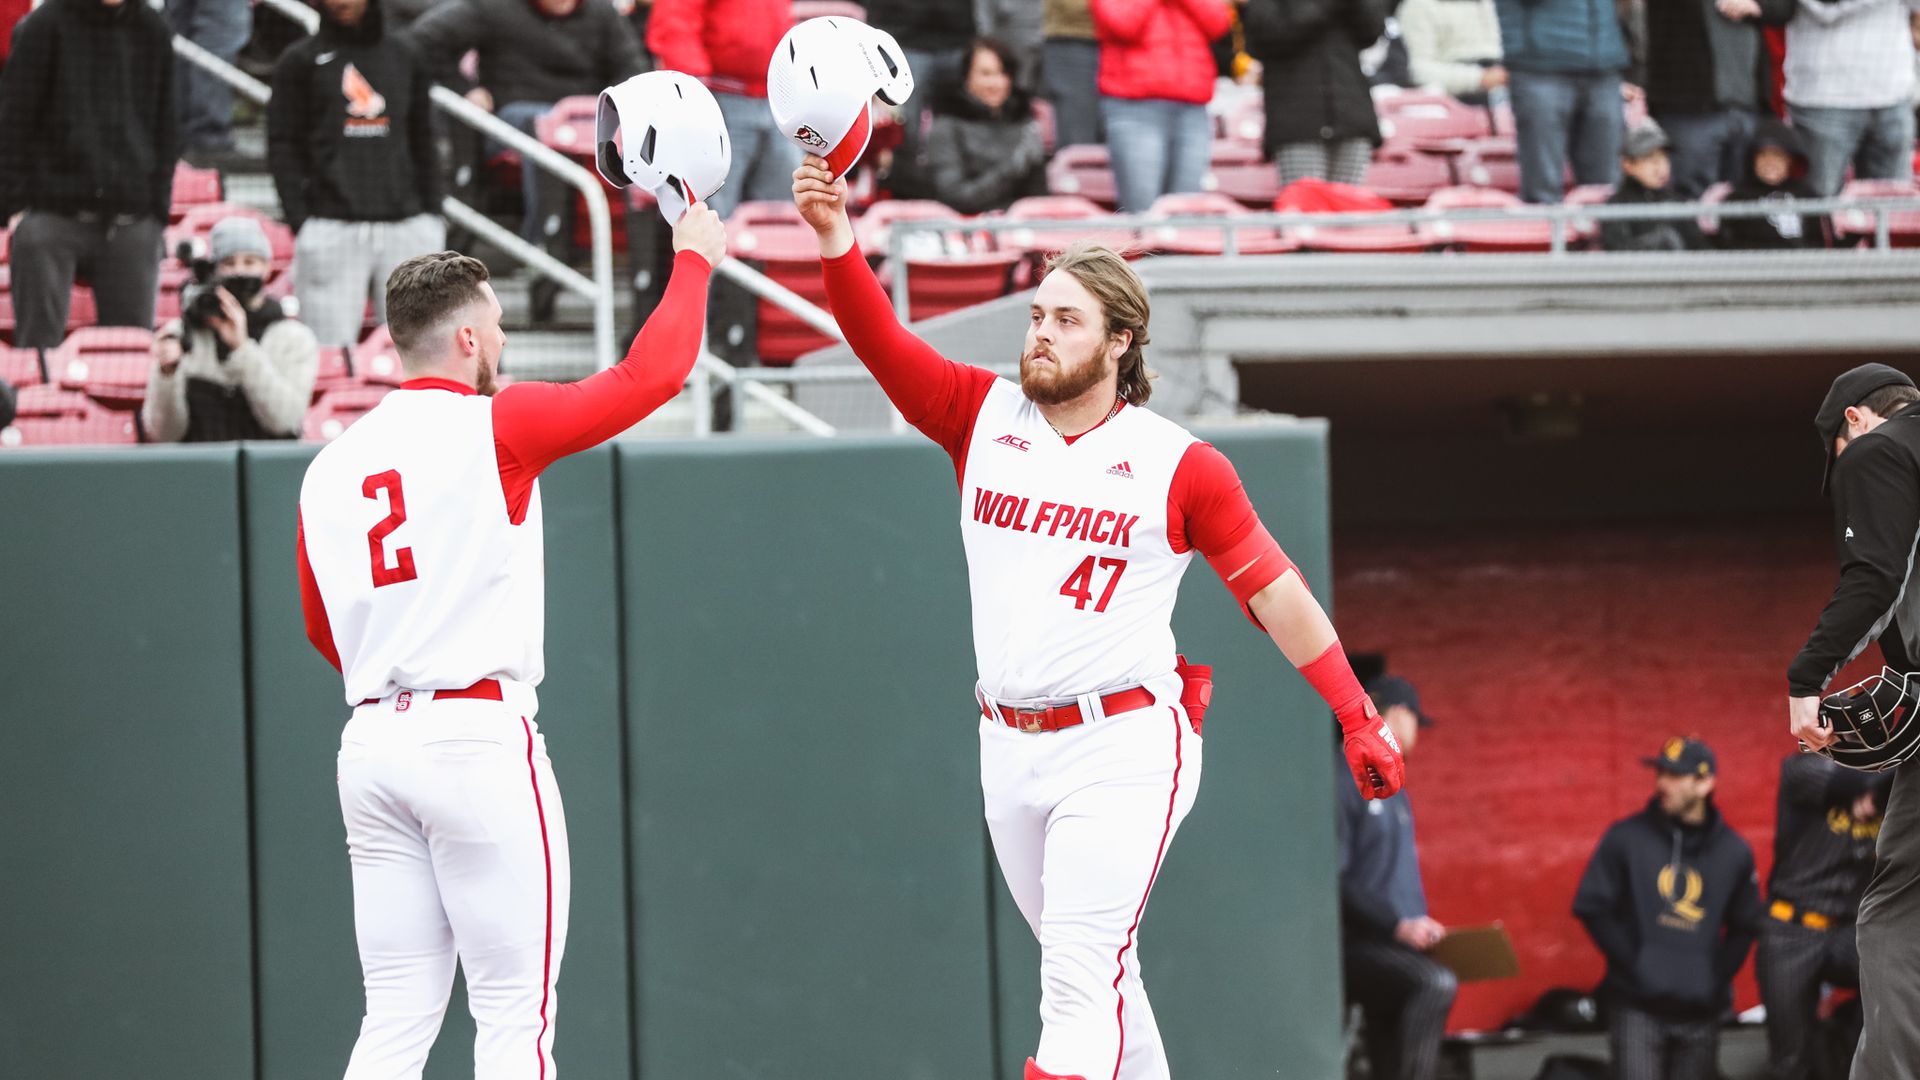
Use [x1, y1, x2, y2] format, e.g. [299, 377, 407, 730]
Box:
[294, 202, 726, 1080]
[793, 155, 1404, 1080]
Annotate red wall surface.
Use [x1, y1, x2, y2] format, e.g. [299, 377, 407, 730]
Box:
[1334, 517, 1885, 1033]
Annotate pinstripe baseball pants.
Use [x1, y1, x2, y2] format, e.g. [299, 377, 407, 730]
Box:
[1344, 938, 1457, 1080]
[1757, 917, 1860, 1080]
[1607, 1003, 1717, 1080]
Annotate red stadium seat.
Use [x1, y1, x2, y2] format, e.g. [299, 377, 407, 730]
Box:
[1143, 192, 1296, 255]
[66, 287, 97, 334]
[1045, 144, 1119, 208]
[0, 291, 13, 342]
[1377, 92, 1490, 149]
[1220, 96, 1265, 146]
[353, 325, 407, 386]
[1275, 178, 1433, 253]
[170, 162, 223, 221]
[1000, 195, 1139, 257]
[0, 384, 137, 446]
[897, 251, 1023, 320]
[311, 347, 356, 399]
[854, 199, 974, 256]
[1422, 187, 1554, 252]
[0, 343, 44, 387]
[171, 204, 296, 268]
[539, 96, 631, 256]
[55, 326, 154, 408]
[1562, 183, 1614, 247]
[726, 202, 839, 363]
[728, 201, 820, 261]
[1450, 137, 1522, 195]
[1363, 148, 1455, 206]
[1834, 179, 1920, 247]
[304, 385, 394, 442]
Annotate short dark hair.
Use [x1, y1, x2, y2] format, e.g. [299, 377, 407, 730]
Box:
[385, 252, 491, 365]
[1860, 384, 1920, 419]
[968, 36, 1019, 82]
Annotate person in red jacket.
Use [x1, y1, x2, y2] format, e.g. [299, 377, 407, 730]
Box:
[1090, 0, 1232, 213]
[647, 0, 794, 218]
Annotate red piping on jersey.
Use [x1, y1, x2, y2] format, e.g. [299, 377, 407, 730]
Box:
[1111, 708, 1184, 1080]
[1058, 400, 1125, 446]
[295, 510, 343, 673]
[522, 716, 555, 1080]
[400, 377, 478, 395]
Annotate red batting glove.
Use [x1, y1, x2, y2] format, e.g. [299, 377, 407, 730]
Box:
[1340, 697, 1405, 800]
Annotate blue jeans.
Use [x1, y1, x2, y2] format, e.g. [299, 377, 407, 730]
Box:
[496, 100, 556, 246]
[1789, 104, 1917, 197]
[1655, 108, 1757, 197]
[711, 91, 802, 220]
[1042, 38, 1104, 149]
[1101, 97, 1211, 214]
[166, 0, 251, 150]
[1509, 70, 1624, 204]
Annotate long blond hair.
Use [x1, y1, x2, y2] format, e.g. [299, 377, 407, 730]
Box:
[1044, 243, 1155, 405]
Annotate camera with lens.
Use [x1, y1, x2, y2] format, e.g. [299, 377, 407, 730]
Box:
[176, 238, 269, 335]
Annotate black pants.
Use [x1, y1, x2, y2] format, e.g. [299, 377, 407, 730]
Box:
[1854, 766, 1920, 1079]
[1609, 1002, 1718, 1080]
[1757, 916, 1860, 1080]
[1345, 938, 1457, 1080]
[9, 211, 163, 348]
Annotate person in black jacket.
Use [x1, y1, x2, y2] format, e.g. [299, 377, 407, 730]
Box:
[1336, 676, 1457, 1080]
[1788, 362, 1920, 1079]
[1756, 753, 1888, 1080]
[1716, 117, 1826, 251]
[0, 0, 176, 348]
[1642, 0, 1792, 196]
[268, 0, 443, 347]
[924, 38, 1049, 214]
[1241, 0, 1387, 187]
[1573, 738, 1764, 1080]
[866, 0, 977, 194]
[1601, 119, 1708, 252]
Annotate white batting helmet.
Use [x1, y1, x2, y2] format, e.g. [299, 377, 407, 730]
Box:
[767, 16, 914, 180]
[596, 70, 732, 223]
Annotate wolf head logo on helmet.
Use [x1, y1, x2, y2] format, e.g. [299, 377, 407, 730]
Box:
[595, 70, 733, 224]
[768, 16, 914, 180]
[1817, 668, 1920, 772]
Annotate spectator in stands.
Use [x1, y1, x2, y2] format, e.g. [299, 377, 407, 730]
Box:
[411, 0, 644, 319]
[0, 0, 32, 78]
[1336, 676, 1457, 1080]
[1783, 0, 1918, 197]
[1573, 738, 1763, 1080]
[1718, 117, 1828, 249]
[1395, 0, 1505, 106]
[268, 0, 444, 348]
[1042, 0, 1105, 149]
[646, 0, 791, 220]
[1243, 0, 1387, 187]
[1602, 119, 1709, 251]
[1643, 0, 1791, 197]
[867, 0, 977, 194]
[924, 38, 1050, 215]
[1494, 0, 1629, 202]
[167, 0, 250, 167]
[1756, 753, 1886, 1080]
[1093, 0, 1232, 213]
[0, 0, 177, 350]
[143, 217, 318, 442]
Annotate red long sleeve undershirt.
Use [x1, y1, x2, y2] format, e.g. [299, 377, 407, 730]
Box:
[820, 242, 1292, 604]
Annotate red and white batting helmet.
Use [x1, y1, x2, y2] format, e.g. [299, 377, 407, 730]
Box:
[767, 16, 914, 180]
[596, 70, 732, 223]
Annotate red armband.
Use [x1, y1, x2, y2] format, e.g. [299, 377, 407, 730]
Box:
[1299, 640, 1370, 734]
[1204, 521, 1295, 607]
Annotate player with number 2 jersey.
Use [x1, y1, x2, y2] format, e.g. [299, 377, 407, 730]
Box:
[793, 155, 1405, 1080]
[294, 203, 724, 1080]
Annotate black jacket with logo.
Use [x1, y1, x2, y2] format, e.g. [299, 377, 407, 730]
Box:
[1573, 799, 1764, 1018]
[267, 0, 440, 230]
[1769, 753, 1888, 918]
[1789, 401, 1920, 696]
[0, 0, 177, 220]
[1719, 116, 1825, 251]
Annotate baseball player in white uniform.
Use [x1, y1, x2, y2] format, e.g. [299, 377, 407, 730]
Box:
[793, 157, 1406, 1080]
[295, 204, 725, 1079]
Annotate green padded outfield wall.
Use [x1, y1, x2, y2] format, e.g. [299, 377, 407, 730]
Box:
[0, 423, 1339, 1080]
[0, 448, 256, 1080]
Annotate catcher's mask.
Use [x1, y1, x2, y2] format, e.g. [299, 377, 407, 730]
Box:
[1818, 667, 1920, 772]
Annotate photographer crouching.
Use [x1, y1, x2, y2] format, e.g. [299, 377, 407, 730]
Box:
[143, 217, 319, 442]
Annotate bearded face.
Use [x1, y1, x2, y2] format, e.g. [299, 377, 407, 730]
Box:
[1022, 270, 1120, 407]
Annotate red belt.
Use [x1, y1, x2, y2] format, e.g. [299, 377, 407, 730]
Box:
[985, 685, 1156, 733]
[360, 678, 503, 707]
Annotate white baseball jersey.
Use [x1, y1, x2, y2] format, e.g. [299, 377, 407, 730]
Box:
[962, 379, 1199, 702]
[299, 384, 545, 704]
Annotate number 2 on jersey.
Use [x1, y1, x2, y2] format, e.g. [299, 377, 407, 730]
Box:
[1060, 556, 1127, 612]
[363, 470, 418, 587]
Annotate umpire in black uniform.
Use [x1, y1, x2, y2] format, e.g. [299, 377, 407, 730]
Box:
[1757, 753, 1888, 1080]
[1788, 362, 1920, 1079]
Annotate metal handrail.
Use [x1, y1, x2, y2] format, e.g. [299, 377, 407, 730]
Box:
[247, 0, 617, 369]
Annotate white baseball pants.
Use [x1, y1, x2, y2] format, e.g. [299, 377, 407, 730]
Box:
[981, 675, 1201, 1080]
[336, 685, 570, 1080]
